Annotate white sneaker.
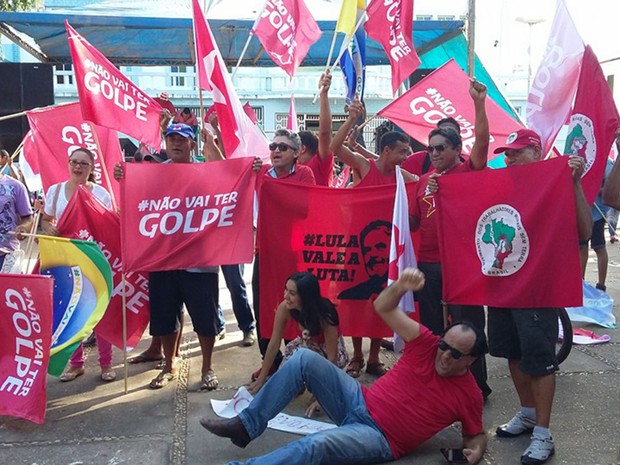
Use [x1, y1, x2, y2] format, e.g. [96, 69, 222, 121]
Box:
[521, 434, 555, 464]
[496, 411, 536, 437]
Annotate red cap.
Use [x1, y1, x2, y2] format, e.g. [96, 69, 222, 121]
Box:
[493, 129, 542, 154]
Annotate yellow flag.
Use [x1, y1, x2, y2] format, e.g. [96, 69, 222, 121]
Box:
[335, 0, 365, 36]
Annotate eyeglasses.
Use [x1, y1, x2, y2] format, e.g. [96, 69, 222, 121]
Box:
[427, 144, 448, 154]
[269, 142, 296, 152]
[69, 160, 92, 168]
[438, 339, 470, 360]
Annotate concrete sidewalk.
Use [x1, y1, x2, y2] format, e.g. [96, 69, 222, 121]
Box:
[2, 249, 620, 465]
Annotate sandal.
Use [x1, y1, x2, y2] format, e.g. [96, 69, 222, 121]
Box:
[128, 352, 164, 364]
[60, 366, 85, 382]
[200, 370, 219, 391]
[149, 371, 177, 389]
[100, 367, 117, 382]
[366, 361, 388, 377]
[345, 357, 365, 378]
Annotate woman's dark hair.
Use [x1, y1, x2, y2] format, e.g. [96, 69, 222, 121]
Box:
[287, 272, 339, 337]
[428, 127, 462, 151]
[70, 147, 97, 183]
[441, 320, 488, 358]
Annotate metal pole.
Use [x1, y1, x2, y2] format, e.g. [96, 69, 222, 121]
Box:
[467, 0, 476, 77]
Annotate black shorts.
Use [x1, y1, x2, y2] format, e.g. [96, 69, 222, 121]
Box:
[580, 218, 606, 250]
[149, 270, 219, 337]
[487, 307, 558, 376]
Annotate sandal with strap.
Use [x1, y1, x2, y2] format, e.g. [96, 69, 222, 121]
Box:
[60, 366, 85, 382]
[101, 367, 117, 382]
[149, 371, 177, 389]
[200, 370, 219, 391]
[345, 357, 365, 378]
[366, 361, 389, 377]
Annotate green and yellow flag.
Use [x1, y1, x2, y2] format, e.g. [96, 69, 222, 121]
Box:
[38, 236, 113, 376]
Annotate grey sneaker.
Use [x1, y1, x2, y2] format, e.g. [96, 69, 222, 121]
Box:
[242, 331, 255, 347]
[496, 411, 536, 437]
[521, 435, 555, 465]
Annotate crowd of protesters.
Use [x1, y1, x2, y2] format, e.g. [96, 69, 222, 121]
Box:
[7, 69, 620, 465]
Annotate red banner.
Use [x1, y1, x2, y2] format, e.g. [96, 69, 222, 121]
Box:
[365, 0, 419, 94]
[121, 158, 256, 272]
[259, 180, 416, 339]
[563, 46, 620, 204]
[25, 103, 122, 203]
[0, 274, 53, 424]
[436, 157, 582, 308]
[57, 186, 150, 350]
[253, 0, 322, 77]
[378, 59, 523, 162]
[66, 21, 163, 150]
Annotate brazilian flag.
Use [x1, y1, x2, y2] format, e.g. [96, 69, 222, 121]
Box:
[38, 236, 113, 376]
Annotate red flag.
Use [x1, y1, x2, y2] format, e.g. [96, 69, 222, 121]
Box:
[56, 186, 150, 350]
[364, 0, 420, 94]
[243, 102, 258, 124]
[378, 60, 524, 163]
[526, 0, 584, 156]
[0, 274, 53, 424]
[192, 0, 270, 162]
[436, 157, 582, 308]
[66, 21, 163, 150]
[563, 46, 620, 204]
[25, 103, 122, 203]
[121, 158, 256, 272]
[286, 94, 299, 131]
[253, 0, 322, 77]
[259, 180, 416, 339]
[330, 165, 351, 188]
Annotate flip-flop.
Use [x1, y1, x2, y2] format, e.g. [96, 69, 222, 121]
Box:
[200, 370, 219, 391]
[366, 362, 389, 377]
[128, 353, 164, 364]
[345, 357, 365, 378]
[101, 369, 117, 382]
[60, 366, 85, 382]
[572, 328, 611, 345]
[149, 371, 177, 389]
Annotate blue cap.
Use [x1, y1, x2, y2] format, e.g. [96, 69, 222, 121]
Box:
[165, 123, 195, 139]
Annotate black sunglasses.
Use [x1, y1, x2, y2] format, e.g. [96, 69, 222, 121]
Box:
[427, 144, 448, 154]
[269, 142, 296, 152]
[438, 339, 470, 360]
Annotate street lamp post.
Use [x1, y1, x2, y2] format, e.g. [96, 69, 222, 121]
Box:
[515, 17, 545, 92]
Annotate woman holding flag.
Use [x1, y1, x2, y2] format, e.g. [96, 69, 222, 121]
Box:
[41, 147, 116, 382]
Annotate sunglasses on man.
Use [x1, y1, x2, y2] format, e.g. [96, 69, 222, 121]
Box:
[438, 339, 471, 360]
[269, 142, 296, 152]
[427, 144, 448, 154]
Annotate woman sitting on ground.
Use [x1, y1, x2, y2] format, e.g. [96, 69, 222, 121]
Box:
[248, 272, 349, 396]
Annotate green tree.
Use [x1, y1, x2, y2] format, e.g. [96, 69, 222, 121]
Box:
[0, 0, 38, 11]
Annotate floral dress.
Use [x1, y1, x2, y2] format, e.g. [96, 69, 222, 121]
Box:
[283, 324, 349, 369]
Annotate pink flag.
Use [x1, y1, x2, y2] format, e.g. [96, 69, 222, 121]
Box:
[286, 94, 299, 132]
[25, 103, 122, 203]
[253, 0, 322, 77]
[364, 0, 420, 94]
[243, 102, 258, 124]
[388, 167, 417, 351]
[192, 0, 270, 162]
[526, 0, 584, 156]
[378, 60, 523, 162]
[66, 22, 163, 150]
[563, 46, 620, 204]
[0, 274, 53, 424]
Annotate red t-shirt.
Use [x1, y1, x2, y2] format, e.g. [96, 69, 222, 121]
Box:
[411, 162, 474, 262]
[402, 150, 429, 177]
[302, 152, 334, 187]
[356, 160, 395, 187]
[363, 326, 483, 459]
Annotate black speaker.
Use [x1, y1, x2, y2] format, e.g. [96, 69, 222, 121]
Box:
[0, 63, 54, 155]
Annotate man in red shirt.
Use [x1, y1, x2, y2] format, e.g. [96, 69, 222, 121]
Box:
[200, 268, 488, 465]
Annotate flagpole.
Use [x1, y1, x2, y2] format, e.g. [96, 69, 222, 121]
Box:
[0, 101, 76, 122]
[313, 11, 367, 104]
[467, 0, 476, 77]
[191, 4, 205, 155]
[88, 124, 118, 213]
[232, 0, 268, 79]
[121, 272, 129, 394]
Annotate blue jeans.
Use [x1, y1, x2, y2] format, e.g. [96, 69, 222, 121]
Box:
[231, 349, 394, 465]
[222, 264, 255, 333]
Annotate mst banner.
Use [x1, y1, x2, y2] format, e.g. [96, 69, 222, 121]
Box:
[436, 157, 582, 308]
[259, 179, 416, 339]
[121, 158, 255, 272]
[0, 274, 53, 424]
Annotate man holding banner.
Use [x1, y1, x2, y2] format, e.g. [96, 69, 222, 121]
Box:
[489, 129, 591, 465]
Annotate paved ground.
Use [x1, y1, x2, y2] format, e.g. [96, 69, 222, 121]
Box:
[2, 246, 620, 465]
